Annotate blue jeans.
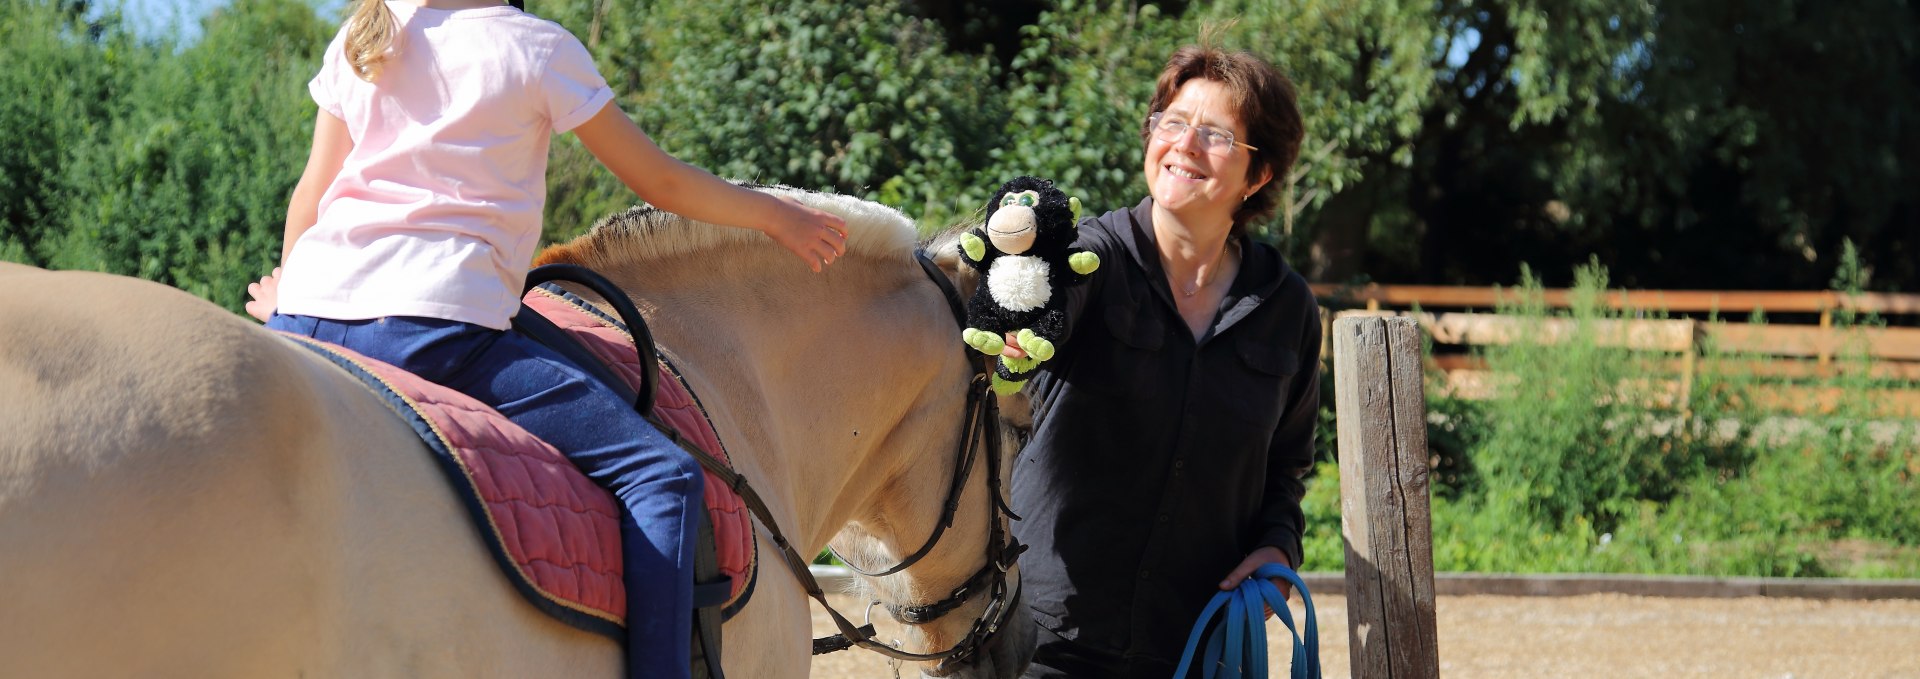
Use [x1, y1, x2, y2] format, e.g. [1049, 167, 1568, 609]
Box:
[269, 314, 699, 679]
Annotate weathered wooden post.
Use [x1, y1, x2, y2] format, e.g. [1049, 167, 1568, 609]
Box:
[1334, 315, 1440, 678]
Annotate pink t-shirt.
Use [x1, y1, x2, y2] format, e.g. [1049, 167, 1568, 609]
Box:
[277, 2, 614, 329]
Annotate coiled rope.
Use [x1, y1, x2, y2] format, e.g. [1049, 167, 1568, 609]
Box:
[1171, 563, 1320, 679]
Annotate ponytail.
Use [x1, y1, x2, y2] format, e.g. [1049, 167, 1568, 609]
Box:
[343, 0, 399, 82]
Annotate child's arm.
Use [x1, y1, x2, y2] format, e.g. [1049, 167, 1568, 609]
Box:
[571, 102, 847, 272]
[246, 110, 352, 322]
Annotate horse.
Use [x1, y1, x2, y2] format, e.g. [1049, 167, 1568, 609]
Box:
[0, 187, 1033, 678]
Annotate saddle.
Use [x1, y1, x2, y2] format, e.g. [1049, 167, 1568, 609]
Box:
[277, 271, 754, 675]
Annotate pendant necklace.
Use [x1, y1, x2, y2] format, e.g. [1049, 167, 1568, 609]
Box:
[1179, 242, 1233, 298]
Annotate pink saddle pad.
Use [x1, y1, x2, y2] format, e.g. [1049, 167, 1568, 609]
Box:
[275, 286, 756, 640]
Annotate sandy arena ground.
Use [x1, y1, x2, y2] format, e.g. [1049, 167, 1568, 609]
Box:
[808, 592, 1920, 678]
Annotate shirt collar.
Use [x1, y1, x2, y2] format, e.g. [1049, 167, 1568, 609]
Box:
[1119, 197, 1289, 337]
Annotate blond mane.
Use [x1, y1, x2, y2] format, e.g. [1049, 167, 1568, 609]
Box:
[537, 185, 922, 270]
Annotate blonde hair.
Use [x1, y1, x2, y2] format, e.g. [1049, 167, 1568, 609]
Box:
[343, 0, 399, 82]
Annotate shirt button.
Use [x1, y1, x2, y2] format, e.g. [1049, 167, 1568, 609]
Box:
[1157, 514, 1169, 523]
[1173, 460, 1186, 469]
[1138, 570, 1150, 580]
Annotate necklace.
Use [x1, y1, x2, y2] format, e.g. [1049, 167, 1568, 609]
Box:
[1178, 243, 1233, 298]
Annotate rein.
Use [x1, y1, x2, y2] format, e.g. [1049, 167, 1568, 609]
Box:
[642, 251, 1027, 667]
[808, 250, 1028, 667]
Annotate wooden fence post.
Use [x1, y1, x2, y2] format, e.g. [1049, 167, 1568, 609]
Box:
[1334, 316, 1440, 679]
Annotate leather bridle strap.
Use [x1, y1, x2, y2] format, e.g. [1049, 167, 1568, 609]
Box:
[660, 375, 1018, 663]
[825, 250, 979, 578]
[915, 249, 969, 326]
[654, 249, 1023, 664]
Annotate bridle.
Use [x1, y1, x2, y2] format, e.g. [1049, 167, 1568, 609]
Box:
[671, 250, 1028, 669]
[810, 250, 1028, 668]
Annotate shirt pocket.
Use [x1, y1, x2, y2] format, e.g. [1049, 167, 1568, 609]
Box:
[1102, 298, 1165, 351]
[1220, 334, 1301, 427]
[1072, 287, 1166, 399]
[1099, 267, 1165, 350]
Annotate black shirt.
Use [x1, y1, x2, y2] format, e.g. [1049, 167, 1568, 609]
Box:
[1009, 197, 1322, 674]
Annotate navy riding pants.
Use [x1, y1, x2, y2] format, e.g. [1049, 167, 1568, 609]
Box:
[269, 314, 699, 679]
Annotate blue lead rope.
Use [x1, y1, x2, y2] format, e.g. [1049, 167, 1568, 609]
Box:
[1171, 563, 1321, 679]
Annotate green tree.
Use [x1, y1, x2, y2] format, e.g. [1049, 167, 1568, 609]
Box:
[534, 0, 1005, 239]
[0, 0, 122, 264]
[980, 0, 1183, 223]
[1, 0, 328, 311]
[1291, 0, 1918, 291]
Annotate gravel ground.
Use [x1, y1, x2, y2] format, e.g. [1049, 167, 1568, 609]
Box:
[809, 592, 1920, 678]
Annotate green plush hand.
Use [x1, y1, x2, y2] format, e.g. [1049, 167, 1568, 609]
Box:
[990, 373, 1026, 396]
[1016, 329, 1055, 362]
[961, 232, 987, 261]
[962, 328, 1004, 355]
[1000, 354, 1041, 374]
[1069, 196, 1083, 225]
[1069, 251, 1101, 275]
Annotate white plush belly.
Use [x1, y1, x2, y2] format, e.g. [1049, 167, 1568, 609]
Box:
[988, 255, 1052, 313]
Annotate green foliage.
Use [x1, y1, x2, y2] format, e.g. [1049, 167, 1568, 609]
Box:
[1470, 260, 1698, 528]
[1325, 0, 1920, 291]
[2, 0, 328, 311]
[983, 0, 1179, 223]
[0, 0, 116, 263]
[530, 0, 1008, 239]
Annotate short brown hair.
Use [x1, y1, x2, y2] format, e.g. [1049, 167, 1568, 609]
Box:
[1144, 45, 1304, 234]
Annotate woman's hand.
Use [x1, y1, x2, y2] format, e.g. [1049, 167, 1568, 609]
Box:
[1000, 332, 1028, 359]
[759, 195, 848, 272]
[1221, 545, 1295, 616]
[244, 267, 281, 323]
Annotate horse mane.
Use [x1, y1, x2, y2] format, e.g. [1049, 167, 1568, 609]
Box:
[537, 185, 922, 270]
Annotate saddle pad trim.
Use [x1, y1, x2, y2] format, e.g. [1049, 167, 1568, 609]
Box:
[658, 349, 760, 617]
[279, 332, 627, 641]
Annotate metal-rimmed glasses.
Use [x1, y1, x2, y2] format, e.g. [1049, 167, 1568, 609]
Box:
[1148, 111, 1259, 154]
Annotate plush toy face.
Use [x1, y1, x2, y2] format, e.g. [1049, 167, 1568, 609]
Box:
[986, 190, 1042, 254]
[983, 177, 1079, 256]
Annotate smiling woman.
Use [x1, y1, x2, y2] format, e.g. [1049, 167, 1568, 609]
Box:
[994, 43, 1319, 679]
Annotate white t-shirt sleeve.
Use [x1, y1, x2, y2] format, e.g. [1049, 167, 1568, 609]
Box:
[308, 28, 349, 119]
[541, 33, 615, 134]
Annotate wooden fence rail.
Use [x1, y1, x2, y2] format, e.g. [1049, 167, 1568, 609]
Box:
[1312, 284, 1920, 417]
[1311, 283, 1920, 316]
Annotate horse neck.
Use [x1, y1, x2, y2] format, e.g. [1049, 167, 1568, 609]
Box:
[600, 243, 977, 554]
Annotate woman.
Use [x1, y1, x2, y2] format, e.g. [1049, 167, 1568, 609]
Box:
[1003, 44, 1317, 679]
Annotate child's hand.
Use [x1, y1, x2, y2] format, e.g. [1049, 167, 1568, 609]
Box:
[245, 267, 281, 323]
[760, 196, 848, 272]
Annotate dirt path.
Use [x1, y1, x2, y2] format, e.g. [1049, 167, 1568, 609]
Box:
[809, 592, 1920, 678]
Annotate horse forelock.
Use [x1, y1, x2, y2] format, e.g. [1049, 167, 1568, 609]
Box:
[536, 185, 922, 270]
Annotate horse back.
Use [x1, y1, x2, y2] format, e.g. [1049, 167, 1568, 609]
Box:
[0, 267, 619, 677]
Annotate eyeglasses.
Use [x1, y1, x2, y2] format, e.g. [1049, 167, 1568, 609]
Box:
[1148, 112, 1258, 154]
